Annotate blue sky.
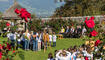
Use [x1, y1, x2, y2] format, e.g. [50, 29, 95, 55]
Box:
[0, 0, 65, 17]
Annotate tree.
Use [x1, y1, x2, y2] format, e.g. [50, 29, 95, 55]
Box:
[0, 11, 2, 19]
[53, 0, 105, 17]
[28, 18, 42, 32]
[0, 21, 6, 31]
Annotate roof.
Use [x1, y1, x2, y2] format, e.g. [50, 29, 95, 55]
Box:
[2, 1, 23, 20]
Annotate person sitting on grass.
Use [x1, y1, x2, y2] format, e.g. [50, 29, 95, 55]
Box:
[82, 26, 87, 37]
[47, 53, 54, 60]
[60, 27, 65, 35]
[56, 50, 71, 60]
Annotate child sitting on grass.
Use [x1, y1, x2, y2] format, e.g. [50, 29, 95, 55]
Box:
[47, 53, 54, 60]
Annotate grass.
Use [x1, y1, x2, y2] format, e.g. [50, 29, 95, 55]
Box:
[0, 37, 85, 60]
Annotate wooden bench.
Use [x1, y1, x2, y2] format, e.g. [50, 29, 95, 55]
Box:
[57, 34, 63, 39]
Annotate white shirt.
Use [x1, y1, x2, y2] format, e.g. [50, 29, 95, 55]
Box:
[36, 33, 39, 36]
[9, 33, 16, 40]
[53, 35, 57, 42]
[23, 33, 30, 40]
[56, 51, 71, 60]
[38, 34, 41, 42]
[71, 28, 74, 33]
[86, 53, 93, 60]
[76, 58, 81, 60]
[7, 33, 12, 39]
[82, 28, 87, 34]
[49, 35, 52, 42]
[18, 39, 21, 42]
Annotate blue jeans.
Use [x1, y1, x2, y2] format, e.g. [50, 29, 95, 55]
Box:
[53, 42, 56, 47]
[25, 40, 30, 50]
[11, 40, 16, 48]
[33, 40, 38, 51]
[49, 41, 52, 46]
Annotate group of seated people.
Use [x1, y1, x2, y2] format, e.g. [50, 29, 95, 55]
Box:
[60, 25, 87, 38]
[47, 39, 105, 60]
[6, 29, 57, 52]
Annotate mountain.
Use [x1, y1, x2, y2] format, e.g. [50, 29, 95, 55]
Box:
[0, 0, 65, 17]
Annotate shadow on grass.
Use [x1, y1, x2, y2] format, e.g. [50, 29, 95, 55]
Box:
[18, 51, 25, 60]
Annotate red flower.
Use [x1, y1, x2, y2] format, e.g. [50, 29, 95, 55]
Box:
[6, 22, 10, 27]
[20, 8, 27, 13]
[0, 44, 2, 50]
[2, 44, 5, 49]
[0, 52, 2, 59]
[25, 17, 28, 22]
[85, 17, 95, 28]
[27, 12, 31, 19]
[90, 30, 98, 36]
[13, 50, 15, 53]
[6, 58, 9, 60]
[95, 40, 101, 46]
[15, 8, 20, 14]
[15, 8, 31, 23]
[85, 17, 88, 23]
[90, 16, 94, 20]
[9, 49, 11, 51]
[85, 56, 88, 60]
[6, 43, 11, 51]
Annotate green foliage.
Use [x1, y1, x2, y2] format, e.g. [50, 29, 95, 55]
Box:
[0, 11, 2, 19]
[0, 21, 6, 30]
[47, 19, 68, 33]
[28, 19, 42, 32]
[10, 25, 18, 32]
[54, 0, 105, 17]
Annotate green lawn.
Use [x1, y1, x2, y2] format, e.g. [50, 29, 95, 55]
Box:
[0, 37, 85, 60]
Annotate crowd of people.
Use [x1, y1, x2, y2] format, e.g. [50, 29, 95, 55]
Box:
[47, 39, 105, 60]
[6, 29, 57, 52]
[60, 25, 87, 38]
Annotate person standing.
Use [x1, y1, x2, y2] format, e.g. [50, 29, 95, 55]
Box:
[38, 32, 42, 51]
[43, 32, 47, 52]
[7, 31, 12, 42]
[16, 31, 21, 50]
[23, 29, 31, 50]
[49, 33, 52, 47]
[53, 32, 57, 47]
[35, 32, 39, 51]
[32, 32, 37, 51]
[9, 31, 16, 50]
[46, 33, 49, 46]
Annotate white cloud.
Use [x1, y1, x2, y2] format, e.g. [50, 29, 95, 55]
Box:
[0, 0, 9, 2]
